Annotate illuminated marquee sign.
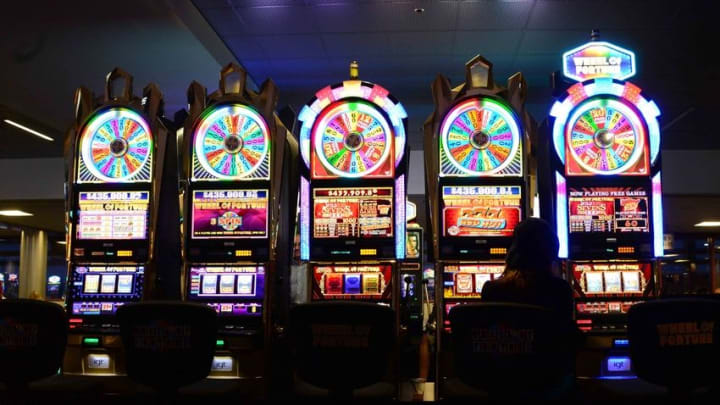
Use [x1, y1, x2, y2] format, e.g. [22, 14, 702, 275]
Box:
[563, 41, 636, 82]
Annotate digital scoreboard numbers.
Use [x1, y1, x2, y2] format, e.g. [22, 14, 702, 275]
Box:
[77, 191, 149, 240]
[441, 186, 521, 237]
[191, 189, 269, 239]
[313, 187, 393, 239]
[568, 187, 649, 233]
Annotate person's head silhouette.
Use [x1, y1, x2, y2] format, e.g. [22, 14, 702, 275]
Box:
[505, 218, 559, 278]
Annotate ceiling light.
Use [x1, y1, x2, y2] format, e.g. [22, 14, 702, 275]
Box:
[3, 119, 54, 141]
[695, 221, 720, 227]
[0, 210, 33, 217]
[56, 241, 67, 245]
[414, 7, 424, 14]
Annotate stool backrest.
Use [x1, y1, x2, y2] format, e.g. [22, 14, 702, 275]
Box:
[449, 303, 575, 393]
[117, 301, 217, 391]
[289, 302, 395, 391]
[0, 299, 67, 384]
[628, 298, 720, 390]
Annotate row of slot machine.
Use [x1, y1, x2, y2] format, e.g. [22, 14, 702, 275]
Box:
[59, 35, 663, 387]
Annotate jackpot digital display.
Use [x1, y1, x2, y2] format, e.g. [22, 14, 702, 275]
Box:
[313, 187, 393, 239]
[441, 186, 521, 237]
[76, 191, 149, 240]
[191, 189, 268, 239]
[569, 187, 648, 233]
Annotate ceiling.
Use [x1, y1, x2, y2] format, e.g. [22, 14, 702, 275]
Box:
[195, 0, 719, 150]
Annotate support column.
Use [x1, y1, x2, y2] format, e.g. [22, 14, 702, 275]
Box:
[19, 229, 48, 299]
[710, 236, 718, 294]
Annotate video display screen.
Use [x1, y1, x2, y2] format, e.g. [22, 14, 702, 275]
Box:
[443, 264, 504, 299]
[312, 264, 393, 299]
[188, 266, 265, 317]
[313, 187, 393, 239]
[191, 189, 268, 239]
[572, 262, 649, 295]
[568, 187, 649, 233]
[441, 186, 521, 238]
[70, 266, 144, 316]
[77, 191, 149, 240]
[406, 229, 422, 259]
[188, 266, 264, 298]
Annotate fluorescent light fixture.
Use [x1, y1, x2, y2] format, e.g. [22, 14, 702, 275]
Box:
[695, 221, 720, 227]
[3, 119, 54, 142]
[57, 241, 67, 245]
[0, 210, 33, 217]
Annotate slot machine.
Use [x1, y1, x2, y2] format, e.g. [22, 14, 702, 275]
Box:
[542, 33, 663, 378]
[63, 69, 179, 375]
[423, 56, 534, 393]
[179, 63, 298, 381]
[297, 61, 408, 313]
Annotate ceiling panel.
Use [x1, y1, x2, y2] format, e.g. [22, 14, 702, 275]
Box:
[388, 31, 455, 56]
[256, 34, 326, 59]
[457, 0, 534, 30]
[453, 30, 523, 56]
[231, 5, 318, 35]
[321, 33, 391, 57]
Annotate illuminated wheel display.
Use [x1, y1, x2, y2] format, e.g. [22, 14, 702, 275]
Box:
[566, 98, 645, 175]
[79, 108, 152, 182]
[194, 104, 270, 180]
[313, 100, 392, 178]
[440, 98, 521, 176]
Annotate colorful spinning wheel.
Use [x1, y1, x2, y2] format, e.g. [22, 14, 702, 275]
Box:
[440, 98, 521, 176]
[194, 104, 270, 180]
[312, 100, 393, 178]
[566, 98, 645, 175]
[79, 108, 152, 182]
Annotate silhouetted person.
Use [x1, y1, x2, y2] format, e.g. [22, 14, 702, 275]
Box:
[481, 218, 574, 323]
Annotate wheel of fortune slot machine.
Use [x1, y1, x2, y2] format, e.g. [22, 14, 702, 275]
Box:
[178, 63, 298, 385]
[296, 61, 408, 318]
[423, 56, 536, 397]
[542, 32, 663, 379]
[63, 68, 180, 375]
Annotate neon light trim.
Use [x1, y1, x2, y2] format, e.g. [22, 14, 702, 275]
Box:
[395, 175, 406, 259]
[78, 108, 153, 183]
[555, 172, 568, 258]
[192, 104, 270, 181]
[562, 41, 636, 82]
[652, 172, 664, 257]
[439, 97, 522, 177]
[300, 177, 310, 261]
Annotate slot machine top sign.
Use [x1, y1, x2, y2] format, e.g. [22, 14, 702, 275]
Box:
[550, 40, 660, 176]
[77, 107, 153, 183]
[297, 67, 408, 179]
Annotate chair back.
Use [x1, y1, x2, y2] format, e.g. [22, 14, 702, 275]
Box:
[448, 303, 575, 393]
[628, 298, 720, 391]
[0, 299, 68, 384]
[117, 301, 217, 391]
[289, 302, 395, 392]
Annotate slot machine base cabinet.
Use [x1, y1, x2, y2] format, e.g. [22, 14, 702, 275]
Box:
[208, 334, 265, 382]
[576, 334, 634, 379]
[62, 334, 126, 376]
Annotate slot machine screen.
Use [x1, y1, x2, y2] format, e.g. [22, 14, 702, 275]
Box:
[70, 266, 144, 316]
[568, 187, 649, 233]
[313, 187, 393, 239]
[312, 264, 393, 299]
[574, 262, 650, 295]
[187, 266, 265, 316]
[191, 189, 268, 239]
[443, 264, 504, 299]
[76, 191, 149, 240]
[441, 186, 521, 238]
[406, 229, 421, 259]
